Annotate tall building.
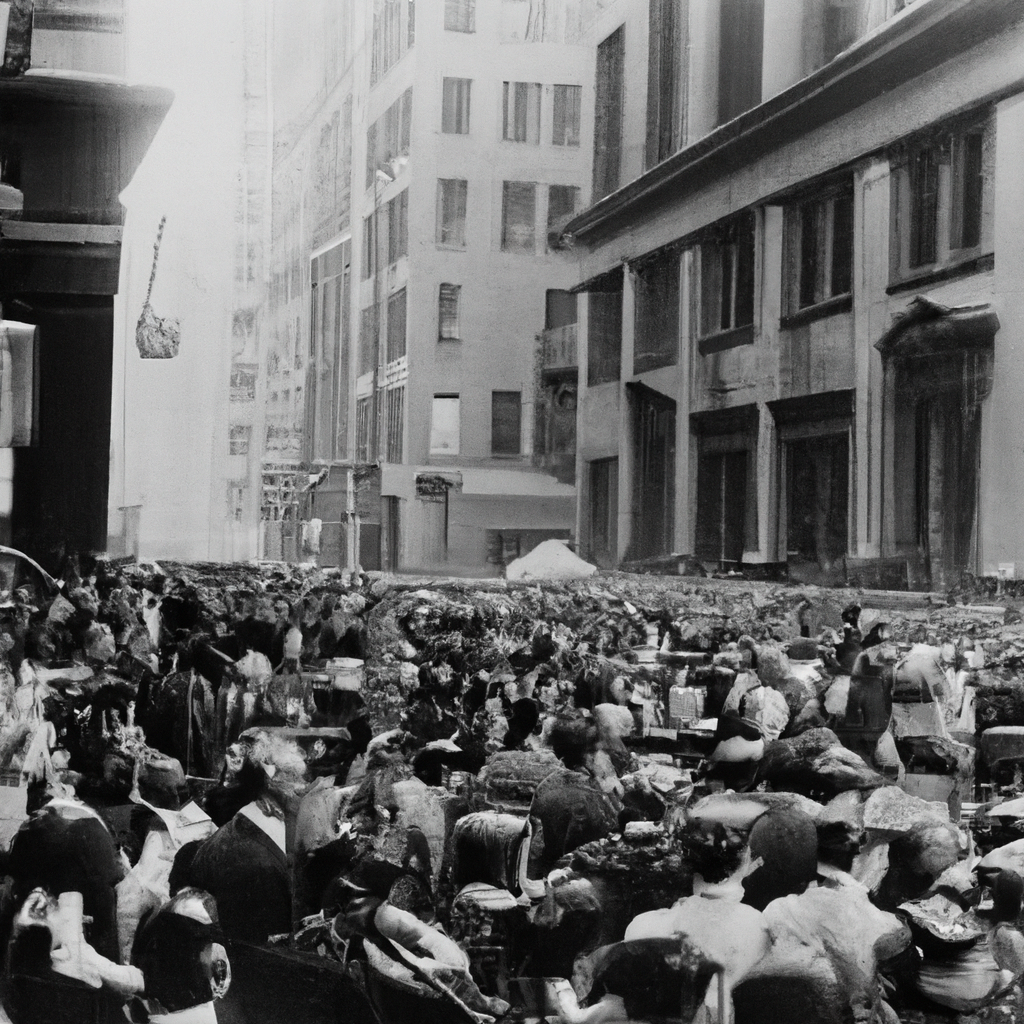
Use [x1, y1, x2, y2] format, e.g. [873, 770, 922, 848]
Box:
[259, 0, 588, 574]
[564, 0, 1024, 589]
[0, 0, 170, 570]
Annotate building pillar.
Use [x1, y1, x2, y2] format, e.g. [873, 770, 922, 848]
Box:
[575, 292, 590, 549]
[761, 0, 806, 101]
[852, 156, 890, 559]
[616, 268, 636, 561]
[983, 94, 1024, 577]
[686, 0, 721, 143]
[676, 251, 694, 555]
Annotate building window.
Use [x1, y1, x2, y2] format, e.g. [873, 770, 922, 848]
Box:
[371, 0, 415, 86]
[502, 82, 542, 143]
[445, 0, 475, 32]
[430, 395, 461, 455]
[634, 247, 680, 374]
[698, 211, 756, 347]
[438, 283, 461, 341]
[646, 0, 683, 168]
[547, 185, 580, 250]
[384, 384, 405, 462]
[891, 118, 992, 284]
[718, 0, 763, 125]
[587, 272, 623, 386]
[362, 215, 375, 280]
[229, 424, 251, 456]
[545, 289, 577, 330]
[783, 184, 853, 316]
[552, 85, 582, 146]
[230, 366, 257, 402]
[359, 304, 377, 375]
[365, 88, 413, 188]
[386, 287, 407, 362]
[386, 189, 409, 264]
[491, 391, 522, 455]
[593, 26, 625, 201]
[501, 181, 536, 253]
[436, 178, 468, 247]
[442, 77, 472, 134]
[356, 396, 372, 461]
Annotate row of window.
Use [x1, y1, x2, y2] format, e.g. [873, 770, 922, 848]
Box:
[437, 179, 580, 253]
[587, 115, 992, 385]
[442, 78, 581, 147]
[430, 392, 523, 457]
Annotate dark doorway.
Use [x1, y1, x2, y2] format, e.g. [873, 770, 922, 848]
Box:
[696, 449, 747, 565]
[784, 433, 849, 573]
[11, 299, 113, 572]
[588, 457, 618, 567]
[628, 385, 675, 560]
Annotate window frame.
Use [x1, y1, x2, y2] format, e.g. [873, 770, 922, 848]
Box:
[502, 81, 542, 144]
[546, 184, 580, 251]
[552, 84, 582, 147]
[501, 181, 537, 254]
[491, 390, 523, 457]
[438, 283, 461, 341]
[782, 180, 854, 322]
[430, 394, 461, 456]
[694, 211, 757, 353]
[436, 178, 468, 248]
[441, 77, 472, 135]
[444, 0, 475, 33]
[889, 115, 993, 287]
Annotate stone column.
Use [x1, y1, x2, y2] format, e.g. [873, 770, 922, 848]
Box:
[761, 0, 806, 101]
[616, 268, 636, 561]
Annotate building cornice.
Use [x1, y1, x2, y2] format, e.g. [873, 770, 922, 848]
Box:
[565, 0, 1024, 247]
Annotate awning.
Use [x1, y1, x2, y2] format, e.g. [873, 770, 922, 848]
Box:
[875, 296, 999, 359]
[569, 264, 623, 295]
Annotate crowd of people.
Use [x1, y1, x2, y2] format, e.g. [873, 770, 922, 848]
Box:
[0, 558, 1019, 1023]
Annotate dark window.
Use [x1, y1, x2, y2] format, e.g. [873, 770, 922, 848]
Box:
[439, 283, 461, 340]
[386, 288, 407, 362]
[366, 88, 413, 187]
[371, 0, 414, 86]
[445, 0, 475, 32]
[547, 185, 580, 249]
[700, 212, 756, 338]
[545, 290, 577, 330]
[588, 281, 623, 387]
[696, 450, 748, 564]
[593, 26, 625, 201]
[718, 0, 763, 125]
[436, 178, 468, 247]
[501, 181, 536, 253]
[359, 304, 377, 376]
[646, 0, 682, 168]
[442, 78, 472, 134]
[502, 82, 542, 143]
[553, 85, 582, 146]
[491, 391, 522, 455]
[952, 130, 984, 250]
[387, 189, 408, 264]
[384, 384, 404, 462]
[908, 146, 939, 269]
[362, 214, 375, 280]
[634, 248, 680, 374]
[785, 186, 853, 314]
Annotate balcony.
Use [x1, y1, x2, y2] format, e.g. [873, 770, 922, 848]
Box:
[541, 323, 578, 379]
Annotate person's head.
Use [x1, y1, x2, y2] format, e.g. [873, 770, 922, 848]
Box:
[133, 888, 230, 1012]
[678, 821, 751, 889]
[546, 715, 596, 770]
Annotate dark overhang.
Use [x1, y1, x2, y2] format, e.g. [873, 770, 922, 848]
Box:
[875, 296, 999, 359]
[565, 0, 1024, 247]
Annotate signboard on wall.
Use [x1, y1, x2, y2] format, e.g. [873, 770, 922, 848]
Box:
[0, 320, 37, 447]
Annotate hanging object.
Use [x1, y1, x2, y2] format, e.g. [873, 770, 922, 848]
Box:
[135, 216, 180, 359]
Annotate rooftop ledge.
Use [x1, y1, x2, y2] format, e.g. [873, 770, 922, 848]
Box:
[565, 0, 1024, 246]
